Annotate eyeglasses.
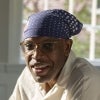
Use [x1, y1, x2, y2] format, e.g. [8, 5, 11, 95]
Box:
[20, 41, 59, 54]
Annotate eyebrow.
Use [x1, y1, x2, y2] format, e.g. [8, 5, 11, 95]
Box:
[22, 37, 64, 44]
[24, 40, 59, 45]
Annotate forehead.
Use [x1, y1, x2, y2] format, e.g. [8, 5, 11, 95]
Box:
[23, 36, 64, 43]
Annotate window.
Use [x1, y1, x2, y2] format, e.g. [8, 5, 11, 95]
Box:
[21, 0, 100, 65]
[97, 0, 100, 8]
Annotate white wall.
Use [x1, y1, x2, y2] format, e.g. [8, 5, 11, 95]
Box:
[0, 0, 9, 63]
[0, 0, 24, 100]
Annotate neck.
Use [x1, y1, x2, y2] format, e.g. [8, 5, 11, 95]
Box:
[44, 80, 56, 93]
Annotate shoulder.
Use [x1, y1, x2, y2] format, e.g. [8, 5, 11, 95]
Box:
[73, 57, 100, 76]
[17, 66, 35, 86]
[12, 67, 37, 99]
[68, 58, 100, 99]
[74, 59, 100, 99]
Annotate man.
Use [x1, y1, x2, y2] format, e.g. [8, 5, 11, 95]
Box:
[9, 9, 100, 100]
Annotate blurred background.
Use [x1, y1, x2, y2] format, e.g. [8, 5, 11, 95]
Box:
[0, 0, 100, 99]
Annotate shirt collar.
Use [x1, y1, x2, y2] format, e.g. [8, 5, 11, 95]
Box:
[57, 50, 76, 88]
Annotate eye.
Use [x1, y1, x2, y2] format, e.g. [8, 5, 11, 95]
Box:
[42, 42, 54, 52]
[24, 42, 34, 51]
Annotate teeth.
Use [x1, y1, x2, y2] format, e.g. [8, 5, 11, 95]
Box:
[34, 64, 49, 68]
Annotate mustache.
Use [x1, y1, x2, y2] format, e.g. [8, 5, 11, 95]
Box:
[31, 62, 50, 68]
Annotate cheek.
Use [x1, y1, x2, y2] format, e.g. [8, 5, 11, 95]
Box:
[47, 51, 66, 79]
[24, 54, 31, 66]
[49, 48, 66, 68]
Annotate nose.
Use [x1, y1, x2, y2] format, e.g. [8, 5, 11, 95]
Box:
[31, 47, 45, 60]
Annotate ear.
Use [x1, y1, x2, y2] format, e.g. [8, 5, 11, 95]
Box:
[64, 39, 73, 56]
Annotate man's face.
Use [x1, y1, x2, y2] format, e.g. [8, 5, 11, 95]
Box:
[21, 37, 72, 83]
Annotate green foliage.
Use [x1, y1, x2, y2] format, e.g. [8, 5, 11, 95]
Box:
[75, 7, 91, 24]
[72, 34, 89, 58]
[64, 0, 69, 10]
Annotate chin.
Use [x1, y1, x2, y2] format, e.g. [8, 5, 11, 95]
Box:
[29, 68, 54, 83]
[34, 75, 52, 83]
[35, 77, 48, 83]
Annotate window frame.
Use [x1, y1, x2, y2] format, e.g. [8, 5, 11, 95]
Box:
[9, 0, 100, 66]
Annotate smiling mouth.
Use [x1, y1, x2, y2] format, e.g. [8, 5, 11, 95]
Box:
[31, 64, 50, 75]
[35, 66, 48, 73]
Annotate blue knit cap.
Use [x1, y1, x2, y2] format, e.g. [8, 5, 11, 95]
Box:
[23, 9, 83, 40]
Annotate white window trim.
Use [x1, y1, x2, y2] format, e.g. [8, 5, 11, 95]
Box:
[68, 0, 100, 66]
